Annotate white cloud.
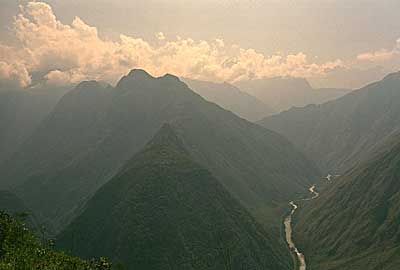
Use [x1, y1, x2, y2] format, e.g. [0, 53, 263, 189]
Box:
[357, 38, 400, 62]
[357, 49, 396, 62]
[0, 61, 31, 88]
[0, 1, 346, 87]
[155, 32, 166, 41]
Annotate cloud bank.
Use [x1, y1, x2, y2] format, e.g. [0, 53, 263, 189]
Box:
[1, 1, 347, 87]
[357, 39, 400, 63]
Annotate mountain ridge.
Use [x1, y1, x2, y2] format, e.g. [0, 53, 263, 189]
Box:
[0, 69, 319, 237]
[259, 70, 400, 173]
[57, 124, 292, 270]
[183, 78, 273, 121]
[236, 76, 350, 112]
[0, 86, 69, 163]
[293, 133, 400, 270]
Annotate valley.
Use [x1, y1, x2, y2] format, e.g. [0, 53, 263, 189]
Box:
[1, 69, 400, 270]
[1, 2, 400, 268]
[284, 185, 320, 270]
[1, 68, 400, 270]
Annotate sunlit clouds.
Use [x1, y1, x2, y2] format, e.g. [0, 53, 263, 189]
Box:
[0, 1, 348, 88]
[357, 38, 400, 63]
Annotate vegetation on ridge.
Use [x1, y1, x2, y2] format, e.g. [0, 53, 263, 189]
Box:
[0, 211, 111, 270]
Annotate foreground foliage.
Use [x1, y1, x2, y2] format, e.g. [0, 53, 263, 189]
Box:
[0, 211, 111, 270]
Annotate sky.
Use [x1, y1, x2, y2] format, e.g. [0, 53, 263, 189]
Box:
[0, 0, 399, 89]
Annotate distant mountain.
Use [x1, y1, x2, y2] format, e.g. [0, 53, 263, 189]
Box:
[1, 70, 318, 245]
[57, 124, 291, 270]
[183, 78, 273, 121]
[236, 77, 350, 112]
[0, 190, 30, 215]
[293, 134, 400, 270]
[0, 86, 69, 162]
[259, 71, 400, 173]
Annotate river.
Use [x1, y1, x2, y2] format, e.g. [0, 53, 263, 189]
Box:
[284, 185, 319, 270]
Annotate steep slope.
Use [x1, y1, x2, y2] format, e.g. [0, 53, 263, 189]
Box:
[0, 190, 37, 230]
[1, 69, 319, 233]
[0, 190, 30, 216]
[236, 77, 349, 112]
[57, 124, 291, 270]
[259, 71, 400, 173]
[0, 211, 111, 270]
[2, 81, 115, 230]
[183, 78, 273, 121]
[0, 86, 68, 162]
[293, 135, 400, 270]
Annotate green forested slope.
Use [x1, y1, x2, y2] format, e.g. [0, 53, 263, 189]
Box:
[0, 211, 111, 270]
[293, 135, 400, 270]
[57, 124, 291, 270]
[0, 69, 319, 234]
[259, 71, 400, 173]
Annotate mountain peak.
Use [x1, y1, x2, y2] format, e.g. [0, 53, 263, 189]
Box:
[145, 123, 187, 154]
[162, 73, 180, 81]
[116, 69, 155, 89]
[127, 69, 155, 79]
[75, 80, 103, 90]
[116, 69, 184, 90]
[382, 70, 400, 81]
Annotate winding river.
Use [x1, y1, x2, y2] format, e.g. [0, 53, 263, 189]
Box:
[284, 185, 319, 270]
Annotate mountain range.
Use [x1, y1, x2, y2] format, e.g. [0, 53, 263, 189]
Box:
[0, 85, 69, 163]
[0, 70, 319, 247]
[236, 77, 350, 112]
[1, 67, 400, 270]
[183, 78, 273, 121]
[57, 124, 291, 270]
[259, 71, 400, 173]
[254, 70, 400, 270]
[293, 133, 400, 270]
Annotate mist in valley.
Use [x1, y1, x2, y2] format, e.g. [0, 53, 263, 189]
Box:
[1, 1, 400, 270]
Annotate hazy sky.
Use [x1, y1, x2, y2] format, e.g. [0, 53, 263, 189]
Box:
[1, 0, 399, 89]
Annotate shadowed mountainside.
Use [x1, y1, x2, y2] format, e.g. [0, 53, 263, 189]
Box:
[57, 124, 292, 270]
[183, 78, 273, 121]
[293, 134, 400, 270]
[0, 85, 69, 163]
[259, 71, 400, 173]
[0, 70, 319, 238]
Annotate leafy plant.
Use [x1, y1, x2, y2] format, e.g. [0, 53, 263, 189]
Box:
[0, 211, 112, 270]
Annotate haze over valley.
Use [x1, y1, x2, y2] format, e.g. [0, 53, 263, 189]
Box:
[1, 1, 400, 270]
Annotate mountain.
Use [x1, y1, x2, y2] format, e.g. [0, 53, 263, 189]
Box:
[0, 190, 36, 229]
[0, 69, 319, 241]
[0, 190, 30, 215]
[0, 85, 69, 162]
[183, 78, 273, 121]
[57, 124, 291, 270]
[259, 71, 400, 173]
[293, 134, 400, 270]
[236, 77, 350, 112]
[1, 80, 116, 231]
